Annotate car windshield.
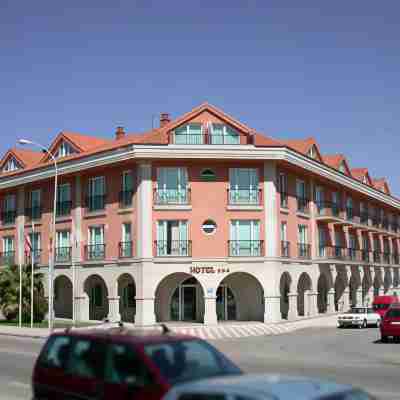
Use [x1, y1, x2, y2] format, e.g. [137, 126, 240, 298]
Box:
[373, 304, 389, 310]
[320, 389, 377, 399]
[385, 309, 400, 318]
[144, 339, 242, 385]
[347, 308, 365, 314]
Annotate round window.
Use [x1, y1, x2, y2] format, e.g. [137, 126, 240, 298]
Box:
[202, 220, 217, 235]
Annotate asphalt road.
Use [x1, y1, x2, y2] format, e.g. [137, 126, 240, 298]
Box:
[0, 326, 398, 399]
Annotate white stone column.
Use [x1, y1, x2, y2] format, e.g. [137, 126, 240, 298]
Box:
[264, 162, 277, 258]
[342, 289, 350, 311]
[73, 175, 83, 263]
[288, 292, 298, 320]
[308, 292, 318, 316]
[264, 295, 281, 323]
[135, 298, 156, 326]
[16, 187, 25, 266]
[107, 296, 121, 322]
[136, 163, 153, 259]
[75, 294, 89, 322]
[356, 289, 363, 306]
[327, 289, 336, 313]
[203, 297, 218, 325]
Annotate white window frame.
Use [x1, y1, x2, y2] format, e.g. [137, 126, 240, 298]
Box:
[298, 224, 308, 244]
[280, 222, 287, 242]
[210, 123, 240, 144]
[3, 236, 14, 253]
[88, 226, 105, 245]
[3, 157, 20, 173]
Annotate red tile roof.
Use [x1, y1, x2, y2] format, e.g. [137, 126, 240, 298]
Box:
[322, 154, 344, 169]
[373, 178, 390, 194]
[0, 148, 42, 171]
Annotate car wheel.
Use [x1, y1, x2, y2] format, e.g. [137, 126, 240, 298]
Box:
[362, 319, 367, 329]
[381, 335, 388, 343]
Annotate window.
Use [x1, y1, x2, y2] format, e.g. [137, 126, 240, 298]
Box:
[67, 339, 105, 379]
[28, 189, 41, 220]
[2, 194, 16, 224]
[87, 226, 105, 260]
[202, 220, 217, 235]
[55, 140, 75, 158]
[156, 220, 189, 256]
[280, 222, 287, 242]
[144, 339, 241, 385]
[346, 197, 353, 220]
[210, 124, 240, 145]
[87, 176, 106, 211]
[105, 343, 152, 387]
[156, 168, 188, 204]
[56, 230, 71, 262]
[338, 161, 346, 173]
[281, 222, 289, 257]
[2, 236, 14, 264]
[307, 145, 317, 159]
[298, 225, 308, 244]
[318, 227, 327, 257]
[229, 220, 261, 256]
[57, 183, 71, 216]
[229, 168, 259, 204]
[174, 124, 203, 145]
[296, 180, 308, 212]
[279, 173, 288, 208]
[29, 232, 41, 255]
[120, 171, 133, 207]
[200, 169, 216, 181]
[121, 223, 132, 257]
[298, 225, 309, 258]
[315, 186, 324, 214]
[3, 157, 21, 173]
[38, 335, 72, 369]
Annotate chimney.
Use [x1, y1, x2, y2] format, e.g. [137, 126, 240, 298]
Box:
[115, 126, 125, 140]
[160, 113, 171, 128]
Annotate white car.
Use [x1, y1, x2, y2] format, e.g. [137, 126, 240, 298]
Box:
[338, 306, 381, 328]
[163, 374, 376, 400]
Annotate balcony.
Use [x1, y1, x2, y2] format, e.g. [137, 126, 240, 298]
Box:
[0, 251, 15, 266]
[315, 201, 341, 220]
[319, 245, 346, 260]
[346, 207, 354, 222]
[154, 240, 192, 257]
[153, 188, 191, 205]
[25, 249, 42, 265]
[228, 240, 264, 257]
[227, 189, 262, 206]
[297, 197, 310, 214]
[172, 134, 205, 145]
[119, 241, 133, 258]
[85, 195, 106, 212]
[119, 190, 133, 208]
[361, 249, 370, 262]
[360, 211, 369, 225]
[281, 241, 290, 257]
[55, 247, 72, 263]
[1, 210, 16, 225]
[85, 244, 106, 261]
[392, 253, 400, 265]
[25, 206, 42, 221]
[298, 243, 311, 259]
[172, 133, 241, 145]
[382, 252, 391, 264]
[382, 218, 389, 231]
[56, 201, 72, 217]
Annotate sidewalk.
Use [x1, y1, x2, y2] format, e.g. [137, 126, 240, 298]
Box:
[0, 314, 339, 341]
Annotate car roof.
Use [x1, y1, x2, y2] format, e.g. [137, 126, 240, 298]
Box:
[51, 323, 196, 345]
[168, 374, 355, 400]
[373, 295, 398, 303]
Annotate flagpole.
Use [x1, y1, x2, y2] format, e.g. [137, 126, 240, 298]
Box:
[18, 259, 22, 328]
[72, 221, 76, 327]
[31, 221, 35, 329]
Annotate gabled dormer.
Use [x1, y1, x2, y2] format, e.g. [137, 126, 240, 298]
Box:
[2, 156, 21, 173]
[323, 154, 352, 176]
[280, 137, 323, 162]
[351, 168, 372, 186]
[42, 131, 110, 162]
[373, 178, 391, 195]
[0, 148, 42, 174]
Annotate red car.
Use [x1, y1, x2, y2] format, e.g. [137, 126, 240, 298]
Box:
[372, 295, 399, 318]
[32, 324, 242, 400]
[380, 304, 400, 342]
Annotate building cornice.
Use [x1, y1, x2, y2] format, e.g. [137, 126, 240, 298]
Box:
[1, 144, 399, 209]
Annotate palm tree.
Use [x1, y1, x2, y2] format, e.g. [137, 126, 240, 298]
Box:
[0, 265, 48, 323]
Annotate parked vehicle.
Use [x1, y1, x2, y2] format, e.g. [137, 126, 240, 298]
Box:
[337, 307, 380, 328]
[380, 303, 400, 342]
[32, 323, 242, 400]
[163, 374, 376, 400]
[372, 295, 399, 318]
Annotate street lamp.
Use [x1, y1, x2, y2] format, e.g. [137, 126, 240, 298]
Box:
[18, 139, 58, 332]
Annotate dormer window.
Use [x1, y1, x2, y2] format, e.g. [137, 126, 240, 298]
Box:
[173, 124, 203, 145]
[55, 141, 75, 158]
[338, 162, 346, 173]
[3, 157, 21, 173]
[210, 124, 240, 145]
[307, 145, 316, 159]
[362, 175, 368, 184]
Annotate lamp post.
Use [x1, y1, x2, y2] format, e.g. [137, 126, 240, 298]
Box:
[18, 139, 58, 332]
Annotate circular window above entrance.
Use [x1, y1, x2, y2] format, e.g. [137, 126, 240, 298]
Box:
[202, 220, 217, 235]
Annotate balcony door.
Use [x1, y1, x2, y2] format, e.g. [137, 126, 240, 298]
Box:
[230, 220, 260, 256]
[315, 186, 324, 214]
[56, 231, 70, 262]
[229, 168, 259, 204]
[157, 220, 188, 256]
[157, 168, 188, 204]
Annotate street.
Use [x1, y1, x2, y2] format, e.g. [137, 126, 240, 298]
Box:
[0, 327, 398, 399]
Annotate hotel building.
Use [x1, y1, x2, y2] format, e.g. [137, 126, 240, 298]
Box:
[0, 103, 399, 325]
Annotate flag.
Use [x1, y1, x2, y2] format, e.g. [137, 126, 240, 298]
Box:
[25, 233, 32, 253]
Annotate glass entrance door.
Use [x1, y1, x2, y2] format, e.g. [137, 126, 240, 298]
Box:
[216, 285, 236, 321]
[170, 282, 197, 321]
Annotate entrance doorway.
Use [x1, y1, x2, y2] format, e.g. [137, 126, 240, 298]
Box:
[171, 278, 197, 321]
[216, 285, 236, 321]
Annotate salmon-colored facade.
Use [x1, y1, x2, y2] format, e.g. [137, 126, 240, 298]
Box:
[0, 103, 399, 325]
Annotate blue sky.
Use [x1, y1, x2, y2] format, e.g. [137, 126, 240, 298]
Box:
[1, 1, 399, 193]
